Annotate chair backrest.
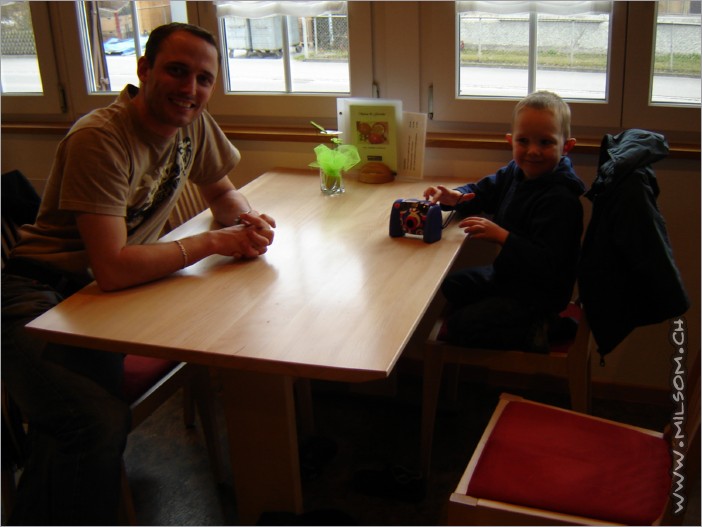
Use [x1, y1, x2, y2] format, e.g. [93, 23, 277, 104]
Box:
[1, 170, 40, 268]
[2, 219, 20, 269]
[163, 180, 209, 234]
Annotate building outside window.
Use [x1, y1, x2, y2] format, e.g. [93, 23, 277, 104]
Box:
[1, 0, 43, 93]
[652, 0, 701, 105]
[215, 1, 350, 94]
[456, 1, 612, 101]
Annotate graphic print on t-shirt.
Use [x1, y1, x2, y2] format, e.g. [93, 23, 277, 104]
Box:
[125, 137, 193, 234]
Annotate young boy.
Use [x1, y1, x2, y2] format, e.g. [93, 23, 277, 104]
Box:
[424, 90, 585, 352]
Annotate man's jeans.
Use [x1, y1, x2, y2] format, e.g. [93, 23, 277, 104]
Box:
[2, 273, 130, 525]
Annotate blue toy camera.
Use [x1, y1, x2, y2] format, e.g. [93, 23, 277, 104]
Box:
[389, 199, 443, 244]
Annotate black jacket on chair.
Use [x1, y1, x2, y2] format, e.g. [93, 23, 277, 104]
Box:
[578, 129, 689, 360]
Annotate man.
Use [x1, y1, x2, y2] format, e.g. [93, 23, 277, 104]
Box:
[2, 22, 275, 524]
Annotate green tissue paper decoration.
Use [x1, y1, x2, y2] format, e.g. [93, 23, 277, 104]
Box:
[309, 140, 361, 179]
[309, 121, 360, 195]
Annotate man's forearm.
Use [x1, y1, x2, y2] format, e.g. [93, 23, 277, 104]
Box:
[208, 189, 252, 226]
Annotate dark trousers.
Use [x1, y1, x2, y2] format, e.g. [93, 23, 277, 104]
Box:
[2, 273, 130, 525]
[441, 266, 547, 352]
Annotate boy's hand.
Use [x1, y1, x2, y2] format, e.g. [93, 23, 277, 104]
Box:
[459, 216, 509, 245]
[423, 185, 474, 207]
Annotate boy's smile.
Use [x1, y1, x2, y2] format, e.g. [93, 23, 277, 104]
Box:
[507, 107, 575, 179]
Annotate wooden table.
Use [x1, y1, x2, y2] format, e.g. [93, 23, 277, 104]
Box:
[27, 168, 468, 524]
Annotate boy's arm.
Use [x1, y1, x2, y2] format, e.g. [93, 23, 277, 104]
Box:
[458, 216, 509, 245]
[424, 185, 474, 207]
[453, 168, 508, 216]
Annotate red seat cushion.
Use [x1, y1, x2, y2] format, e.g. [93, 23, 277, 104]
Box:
[549, 303, 582, 354]
[466, 400, 672, 525]
[123, 355, 179, 404]
[559, 302, 582, 321]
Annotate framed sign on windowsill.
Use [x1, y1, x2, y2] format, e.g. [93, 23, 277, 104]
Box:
[337, 98, 403, 183]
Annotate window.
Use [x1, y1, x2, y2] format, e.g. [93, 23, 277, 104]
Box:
[620, 1, 700, 134]
[456, 1, 612, 100]
[0, 1, 64, 115]
[76, 1, 188, 94]
[424, 1, 699, 138]
[652, 0, 701, 105]
[215, 1, 350, 94]
[423, 1, 626, 129]
[201, 1, 372, 123]
[1, 0, 370, 124]
[1, 1, 698, 140]
[1, 1, 43, 93]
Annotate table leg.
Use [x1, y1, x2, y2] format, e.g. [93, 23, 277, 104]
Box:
[218, 369, 303, 524]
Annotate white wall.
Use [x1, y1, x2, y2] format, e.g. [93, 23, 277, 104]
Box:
[2, 133, 699, 392]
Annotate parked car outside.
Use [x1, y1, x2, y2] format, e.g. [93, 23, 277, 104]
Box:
[103, 35, 148, 56]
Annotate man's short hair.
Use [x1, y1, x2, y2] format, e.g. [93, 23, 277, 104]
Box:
[143, 22, 221, 66]
[513, 90, 572, 140]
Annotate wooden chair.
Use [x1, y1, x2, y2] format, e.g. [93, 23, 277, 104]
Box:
[119, 359, 224, 525]
[162, 179, 209, 234]
[447, 356, 700, 526]
[421, 301, 594, 478]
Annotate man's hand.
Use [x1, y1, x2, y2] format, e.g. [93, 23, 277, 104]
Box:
[212, 212, 275, 259]
[238, 210, 276, 229]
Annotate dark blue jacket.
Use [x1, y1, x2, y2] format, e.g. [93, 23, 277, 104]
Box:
[451, 156, 586, 313]
[578, 129, 689, 358]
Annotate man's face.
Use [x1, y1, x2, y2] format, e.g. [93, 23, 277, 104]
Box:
[507, 107, 570, 180]
[137, 30, 219, 137]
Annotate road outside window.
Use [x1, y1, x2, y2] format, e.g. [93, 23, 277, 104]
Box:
[1, 1, 43, 93]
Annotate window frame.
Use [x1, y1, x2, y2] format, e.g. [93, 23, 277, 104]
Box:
[1, 1, 65, 118]
[621, 2, 700, 136]
[1, 1, 699, 145]
[54, 1, 202, 118]
[422, 1, 628, 135]
[198, 1, 373, 126]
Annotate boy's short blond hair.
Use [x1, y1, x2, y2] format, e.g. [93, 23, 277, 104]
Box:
[513, 90, 572, 140]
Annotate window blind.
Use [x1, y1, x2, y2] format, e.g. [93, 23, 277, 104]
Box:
[456, 1, 611, 15]
[214, 1, 346, 19]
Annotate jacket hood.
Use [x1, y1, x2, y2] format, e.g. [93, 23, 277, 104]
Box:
[587, 129, 669, 199]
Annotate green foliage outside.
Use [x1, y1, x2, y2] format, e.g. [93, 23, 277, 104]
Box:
[653, 53, 701, 76]
[460, 48, 701, 77]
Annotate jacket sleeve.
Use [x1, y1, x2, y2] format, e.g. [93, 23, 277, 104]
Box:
[453, 166, 511, 216]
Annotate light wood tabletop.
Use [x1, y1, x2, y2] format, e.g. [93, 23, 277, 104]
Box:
[26, 167, 469, 523]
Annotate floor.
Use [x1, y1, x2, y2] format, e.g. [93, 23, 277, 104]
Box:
[122, 364, 701, 526]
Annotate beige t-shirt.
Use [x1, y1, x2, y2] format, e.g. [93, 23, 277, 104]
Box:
[12, 85, 240, 280]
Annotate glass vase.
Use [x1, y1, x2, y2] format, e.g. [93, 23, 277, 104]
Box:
[319, 168, 345, 195]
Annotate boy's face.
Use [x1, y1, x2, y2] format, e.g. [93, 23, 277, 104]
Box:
[136, 30, 219, 137]
[506, 107, 575, 180]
